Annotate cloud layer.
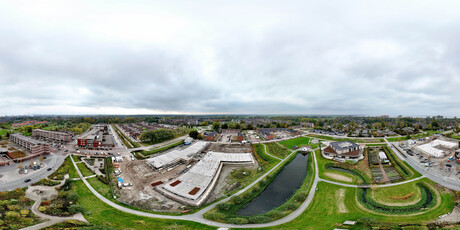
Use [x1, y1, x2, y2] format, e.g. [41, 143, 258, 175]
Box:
[1, 0, 460, 116]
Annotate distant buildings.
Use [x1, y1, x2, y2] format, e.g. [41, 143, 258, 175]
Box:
[32, 129, 72, 142]
[77, 125, 115, 149]
[12, 120, 48, 128]
[257, 128, 299, 140]
[322, 141, 362, 161]
[10, 133, 50, 156]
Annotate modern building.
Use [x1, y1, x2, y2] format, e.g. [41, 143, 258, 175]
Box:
[378, 151, 389, 163]
[77, 125, 115, 149]
[322, 141, 362, 160]
[32, 129, 72, 142]
[9, 133, 50, 156]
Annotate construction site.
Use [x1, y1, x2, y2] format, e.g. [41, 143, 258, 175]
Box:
[116, 141, 255, 211]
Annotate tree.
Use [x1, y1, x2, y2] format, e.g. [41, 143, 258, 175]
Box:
[221, 123, 229, 129]
[189, 130, 199, 139]
[212, 122, 221, 132]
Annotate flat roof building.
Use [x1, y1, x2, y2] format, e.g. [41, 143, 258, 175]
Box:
[77, 125, 115, 149]
[10, 133, 50, 156]
[32, 129, 72, 142]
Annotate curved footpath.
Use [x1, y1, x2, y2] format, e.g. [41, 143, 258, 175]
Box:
[21, 174, 88, 230]
[64, 144, 438, 229]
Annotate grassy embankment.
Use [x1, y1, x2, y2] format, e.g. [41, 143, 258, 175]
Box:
[251, 178, 454, 230]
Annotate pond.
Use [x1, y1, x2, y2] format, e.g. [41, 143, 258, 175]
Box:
[237, 153, 309, 216]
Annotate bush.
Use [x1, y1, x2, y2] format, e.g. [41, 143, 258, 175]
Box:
[248, 215, 271, 223]
[216, 203, 232, 211]
[68, 205, 86, 214]
[5, 211, 20, 220]
[229, 217, 249, 225]
[282, 202, 299, 211]
[293, 192, 308, 201]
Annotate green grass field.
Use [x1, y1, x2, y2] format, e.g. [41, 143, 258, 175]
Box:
[250, 179, 454, 230]
[76, 162, 95, 177]
[372, 181, 421, 204]
[87, 177, 112, 198]
[279, 137, 311, 149]
[253, 144, 279, 171]
[307, 134, 385, 143]
[73, 180, 216, 229]
[264, 142, 290, 159]
[67, 157, 79, 179]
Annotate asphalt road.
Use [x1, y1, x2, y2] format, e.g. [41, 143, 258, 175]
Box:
[0, 152, 68, 191]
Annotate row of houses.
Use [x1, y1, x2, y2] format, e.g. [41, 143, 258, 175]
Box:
[12, 120, 48, 128]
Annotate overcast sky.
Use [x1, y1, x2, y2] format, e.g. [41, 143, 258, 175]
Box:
[1, 0, 460, 116]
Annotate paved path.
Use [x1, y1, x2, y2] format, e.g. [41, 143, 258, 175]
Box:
[262, 144, 282, 160]
[320, 176, 426, 188]
[21, 174, 88, 230]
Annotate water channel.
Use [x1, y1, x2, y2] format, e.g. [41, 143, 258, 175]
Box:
[237, 153, 309, 216]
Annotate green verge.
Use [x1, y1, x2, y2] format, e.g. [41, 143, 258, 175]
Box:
[248, 179, 454, 230]
[73, 180, 216, 230]
[136, 140, 184, 158]
[204, 151, 315, 225]
[384, 146, 422, 179]
[76, 162, 95, 177]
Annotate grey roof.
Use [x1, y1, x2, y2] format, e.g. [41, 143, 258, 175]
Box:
[330, 141, 359, 151]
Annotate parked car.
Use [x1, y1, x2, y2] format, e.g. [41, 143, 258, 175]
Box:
[47, 168, 52, 171]
[24, 179, 31, 183]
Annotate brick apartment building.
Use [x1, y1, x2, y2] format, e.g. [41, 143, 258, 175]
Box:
[10, 133, 50, 155]
[32, 129, 72, 142]
[77, 125, 115, 149]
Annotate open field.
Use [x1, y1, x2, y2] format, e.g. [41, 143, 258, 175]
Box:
[264, 142, 290, 159]
[372, 182, 421, 205]
[279, 136, 311, 149]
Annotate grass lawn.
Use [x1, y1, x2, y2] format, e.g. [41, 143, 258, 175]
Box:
[253, 144, 280, 170]
[264, 142, 290, 159]
[87, 177, 112, 198]
[73, 180, 216, 230]
[67, 157, 79, 179]
[250, 179, 454, 230]
[279, 137, 311, 149]
[76, 162, 95, 177]
[372, 181, 421, 205]
[307, 134, 384, 143]
[71, 154, 81, 162]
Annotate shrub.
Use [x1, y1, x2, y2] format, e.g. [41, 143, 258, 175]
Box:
[216, 203, 232, 211]
[5, 211, 20, 220]
[293, 192, 308, 201]
[68, 205, 86, 214]
[266, 210, 283, 219]
[282, 202, 298, 211]
[248, 215, 271, 223]
[229, 217, 249, 225]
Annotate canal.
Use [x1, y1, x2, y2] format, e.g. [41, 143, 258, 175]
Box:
[237, 153, 309, 216]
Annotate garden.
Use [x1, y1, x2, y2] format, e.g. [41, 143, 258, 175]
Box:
[0, 188, 40, 229]
[39, 180, 85, 217]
